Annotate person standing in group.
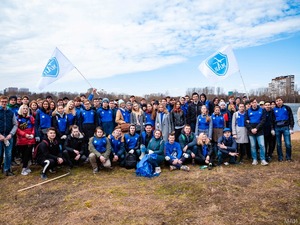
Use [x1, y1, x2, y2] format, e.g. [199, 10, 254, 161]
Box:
[170, 101, 186, 141]
[35, 99, 52, 143]
[186, 92, 202, 132]
[271, 97, 294, 162]
[98, 98, 115, 136]
[16, 104, 36, 175]
[0, 96, 18, 176]
[64, 100, 77, 128]
[155, 103, 172, 142]
[130, 103, 145, 135]
[245, 98, 268, 166]
[144, 103, 156, 127]
[232, 102, 249, 163]
[211, 105, 225, 158]
[80, 100, 98, 158]
[52, 105, 69, 152]
[115, 99, 131, 133]
[297, 106, 300, 128]
[263, 101, 276, 161]
[195, 105, 212, 138]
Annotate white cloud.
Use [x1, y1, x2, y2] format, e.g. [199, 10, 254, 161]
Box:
[0, 0, 299, 94]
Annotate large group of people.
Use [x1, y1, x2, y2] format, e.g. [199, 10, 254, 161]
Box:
[0, 89, 298, 179]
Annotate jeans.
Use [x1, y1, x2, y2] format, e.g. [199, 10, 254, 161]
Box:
[275, 126, 292, 160]
[249, 135, 266, 161]
[0, 139, 14, 172]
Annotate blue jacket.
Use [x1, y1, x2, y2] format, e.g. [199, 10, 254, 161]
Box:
[92, 136, 108, 153]
[165, 141, 182, 160]
[245, 106, 266, 136]
[217, 135, 237, 154]
[109, 135, 125, 157]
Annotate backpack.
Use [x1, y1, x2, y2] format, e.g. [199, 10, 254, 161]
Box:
[32, 140, 48, 160]
[124, 153, 137, 169]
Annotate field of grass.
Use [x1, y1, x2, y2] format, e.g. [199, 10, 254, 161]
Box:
[0, 137, 299, 225]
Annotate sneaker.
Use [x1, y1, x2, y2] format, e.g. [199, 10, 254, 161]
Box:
[25, 168, 32, 173]
[155, 167, 161, 174]
[170, 165, 177, 171]
[180, 165, 190, 172]
[93, 167, 99, 174]
[5, 171, 15, 176]
[252, 160, 258, 165]
[40, 173, 48, 179]
[261, 160, 268, 166]
[208, 163, 213, 170]
[224, 162, 229, 166]
[49, 169, 56, 174]
[21, 168, 29, 176]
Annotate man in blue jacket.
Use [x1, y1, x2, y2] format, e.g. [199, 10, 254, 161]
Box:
[217, 128, 238, 166]
[245, 98, 268, 166]
[0, 96, 18, 176]
[271, 97, 294, 162]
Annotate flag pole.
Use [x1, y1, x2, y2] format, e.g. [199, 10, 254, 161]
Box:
[74, 67, 101, 95]
[238, 70, 249, 99]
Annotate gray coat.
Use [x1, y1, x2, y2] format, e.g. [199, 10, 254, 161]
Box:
[232, 111, 249, 144]
[130, 111, 145, 133]
[155, 112, 172, 142]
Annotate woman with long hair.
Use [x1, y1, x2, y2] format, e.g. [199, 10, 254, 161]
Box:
[194, 132, 213, 169]
[64, 100, 77, 127]
[144, 103, 156, 128]
[170, 101, 185, 141]
[35, 99, 52, 142]
[195, 105, 212, 138]
[16, 104, 36, 175]
[130, 103, 145, 134]
[155, 103, 172, 142]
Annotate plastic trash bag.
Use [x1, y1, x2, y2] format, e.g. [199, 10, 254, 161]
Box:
[136, 153, 159, 178]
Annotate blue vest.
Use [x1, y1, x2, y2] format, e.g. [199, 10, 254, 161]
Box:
[197, 115, 209, 130]
[93, 136, 107, 153]
[110, 135, 122, 154]
[124, 133, 139, 149]
[273, 106, 289, 122]
[248, 107, 263, 124]
[212, 114, 224, 128]
[0, 109, 14, 135]
[119, 109, 130, 123]
[67, 113, 76, 125]
[37, 110, 52, 129]
[236, 112, 245, 127]
[145, 112, 155, 126]
[55, 114, 68, 133]
[98, 107, 113, 122]
[81, 109, 95, 124]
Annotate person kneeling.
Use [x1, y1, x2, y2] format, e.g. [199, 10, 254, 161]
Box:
[217, 128, 239, 166]
[36, 127, 69, 179]
[165, 133, 189, 172]
[63, 125, 87, 168]
[195, 132, 213, 170]
[88, 127, 112, 173]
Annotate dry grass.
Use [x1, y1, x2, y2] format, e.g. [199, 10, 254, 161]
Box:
[0, 137, 300, 225]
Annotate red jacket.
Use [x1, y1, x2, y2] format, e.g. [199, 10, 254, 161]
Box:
[16, 115, 36, 145]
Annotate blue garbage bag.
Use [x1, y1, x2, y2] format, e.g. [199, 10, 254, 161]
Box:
[136, 154, 159, 178]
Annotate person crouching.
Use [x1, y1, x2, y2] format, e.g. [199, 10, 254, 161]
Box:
[88, 127, 112, 173]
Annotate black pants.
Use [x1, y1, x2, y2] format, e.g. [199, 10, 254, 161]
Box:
[63, 150, 86, 167]
[18, 145, 33, 168]
[264, 134, 276, 158]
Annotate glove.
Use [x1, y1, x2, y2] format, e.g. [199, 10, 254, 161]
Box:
[35, 137, 40, 142]
[183, 153, 189, 159]
[290, 130, 294, 135]
[61, 135, 67, 139]
[128, 149, 134, 154]
[271, 130, 275, 136]
[148, 150, 154, 154]
[4, 140, 10, 147]
[165, 156, 170, 161]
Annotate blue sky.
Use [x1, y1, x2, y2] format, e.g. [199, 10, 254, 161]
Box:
[0, 0, 300, 97]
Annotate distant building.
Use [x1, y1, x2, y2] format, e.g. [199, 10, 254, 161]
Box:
[4, 87, 18, 93]
[268, 75, 295, 99]
[19, 88, 30, 93]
